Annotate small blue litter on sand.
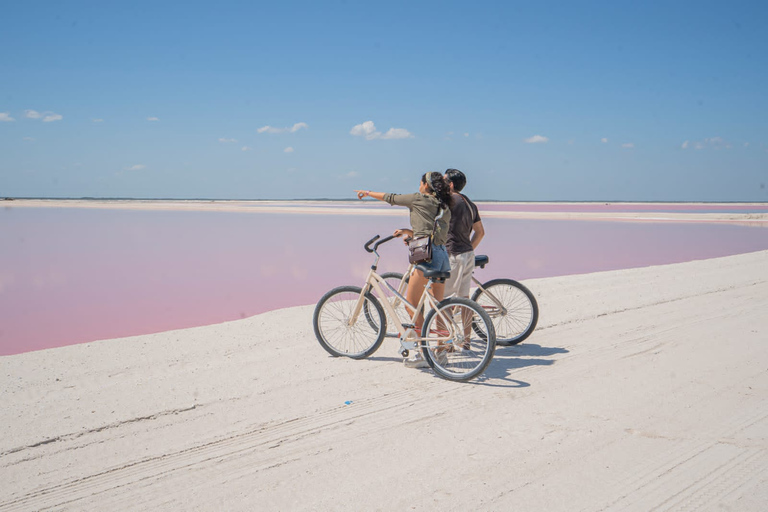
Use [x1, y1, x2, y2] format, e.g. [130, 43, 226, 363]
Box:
[344, 401, 353, 405]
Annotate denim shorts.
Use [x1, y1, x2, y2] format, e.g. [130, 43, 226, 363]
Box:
[419, 244, 451, 273]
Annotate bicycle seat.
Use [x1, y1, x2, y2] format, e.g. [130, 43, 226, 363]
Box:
[415, 264, 451, 281]
[474, 255, 489, 268]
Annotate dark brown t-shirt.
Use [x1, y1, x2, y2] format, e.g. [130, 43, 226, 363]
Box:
[446, 193, 481, 255]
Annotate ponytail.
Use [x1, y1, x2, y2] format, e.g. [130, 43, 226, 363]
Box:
[422, 171, 453, 211]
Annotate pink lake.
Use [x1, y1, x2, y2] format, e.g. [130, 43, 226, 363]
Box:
[2, 204, 768, 355]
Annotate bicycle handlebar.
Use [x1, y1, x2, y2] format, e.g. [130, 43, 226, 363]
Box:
[373, 235, 396, 251]
[363, 234, 397, 253]
[363, 235, 380, 253]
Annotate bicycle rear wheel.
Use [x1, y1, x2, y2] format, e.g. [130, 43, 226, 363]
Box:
[421, 297, 496, 382]
[471, 278, 539, 346]
[313, 286, 386, 359]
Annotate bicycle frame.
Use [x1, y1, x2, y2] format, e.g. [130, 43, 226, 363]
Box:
[395, 263, 509, 317]
[348, 240, 459, 355]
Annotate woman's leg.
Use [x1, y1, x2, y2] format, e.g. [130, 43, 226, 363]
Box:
[406, 269, 428, 332]
[407, 272, 446, 333]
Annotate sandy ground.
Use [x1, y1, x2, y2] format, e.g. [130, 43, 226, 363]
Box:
[1, 248, 767, 511]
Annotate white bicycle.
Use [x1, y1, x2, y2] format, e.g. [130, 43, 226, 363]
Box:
[313, 235, 497, 382]
[377, 256, 539, 346]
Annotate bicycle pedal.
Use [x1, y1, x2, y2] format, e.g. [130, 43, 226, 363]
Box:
[401, 323, 415, 329]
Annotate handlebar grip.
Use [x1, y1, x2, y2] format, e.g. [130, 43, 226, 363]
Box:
[364, 235, 381, 253]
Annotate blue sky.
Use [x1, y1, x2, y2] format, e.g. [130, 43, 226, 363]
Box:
[1, 0, 766, 201]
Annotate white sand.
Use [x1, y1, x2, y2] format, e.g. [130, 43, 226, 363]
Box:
[2, 248, 767, 510]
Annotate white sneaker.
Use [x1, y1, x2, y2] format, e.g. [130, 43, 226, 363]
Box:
[404, 353, 429, 369]
[432, 349, 449, 367]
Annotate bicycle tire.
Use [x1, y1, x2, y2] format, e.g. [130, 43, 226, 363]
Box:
[313, 285, 386, 359]
[471, 278, 539, 346]
[421, 297, 496, 382]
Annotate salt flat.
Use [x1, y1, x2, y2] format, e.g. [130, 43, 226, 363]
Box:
[1, 248, 767, 511]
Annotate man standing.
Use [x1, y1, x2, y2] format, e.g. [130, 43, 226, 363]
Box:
[443, 169, 485, 301]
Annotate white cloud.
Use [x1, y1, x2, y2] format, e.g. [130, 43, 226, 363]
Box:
[682, 137, 732, 151]
[380, 127, 413, 140]
[92, 118, 104, 123]
[350, 121, 413, 140]
[0, 112, 15, 122]
[23, 110, 62, 122]
[147, 117, 159, 121]
[601, 138, 608, 143]
[218, 138, 238, 143]
[744, 142, 750, 147]
[241, 146, 251, 151]
[284, 147, 294, 153]
[23, 137, 35, 141]
[345, 171, 359, 178]
[125, 164, 146, 171]
[621, 143, 634, 148]
[464, 133, 469, 137]
[257, 122, 309, 134]
[523, 135, 549, 144]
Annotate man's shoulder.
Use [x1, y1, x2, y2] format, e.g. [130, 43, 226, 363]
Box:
[459, 194, 480, 217]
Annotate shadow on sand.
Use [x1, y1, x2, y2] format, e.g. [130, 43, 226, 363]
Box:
[470, 343, 569, 387]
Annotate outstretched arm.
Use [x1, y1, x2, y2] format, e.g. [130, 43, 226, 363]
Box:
[354, 190, 386, 201]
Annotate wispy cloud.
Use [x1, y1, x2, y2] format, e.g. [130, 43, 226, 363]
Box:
[284, 147, 294, 153]
[23, 137, 35, 141]
[257, 122, 308, 134]
[218, 137, 238, 143]
[92, 118, 104, 123]
[241, 146, 251, 151]
[0, 112, 15, 122]
[601, 138, 608, 143]
[147, 117, 159, 121]
[350, 121, 414, 140]
[24, 109, 63, 122]
[681, 137, 731, 150]
[523, 135, 549, 144]
[125, 164, 146, 171]
[621, 143, 634, 149]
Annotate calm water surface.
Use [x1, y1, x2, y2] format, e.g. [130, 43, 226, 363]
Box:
[2, 205, 767, 355]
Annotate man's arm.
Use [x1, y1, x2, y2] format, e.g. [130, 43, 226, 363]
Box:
[470, 220, 485, 250]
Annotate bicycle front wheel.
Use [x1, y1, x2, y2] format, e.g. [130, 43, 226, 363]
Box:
[422, 297, 496, 382]
[471, 279, 539, 346]
[313, 286, 386, 359]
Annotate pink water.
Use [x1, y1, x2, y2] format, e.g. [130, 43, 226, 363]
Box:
[2, 205, 767, 355]
[479, 203, 768, 214]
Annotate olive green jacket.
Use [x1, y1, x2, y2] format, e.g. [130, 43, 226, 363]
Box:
[382, 192, 451, 245]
